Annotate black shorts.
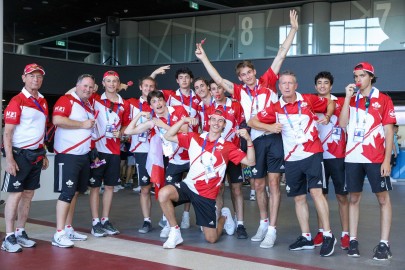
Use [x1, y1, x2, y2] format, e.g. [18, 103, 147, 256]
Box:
[285, 153, 325, 197]
[165, 162, 189, 185]
[1, 151, 43, 192]
[251, 134, 285, 178]
[134, 152, 150, 186]
[54, 153, 90, 194]
[224, 161, 243, 184]
[391, 154, 397, 166]
[323, 158, 348, 195]
[90, 152, 121, 187]
[173, 182, 217, 228]
[345, 162, 392, 193]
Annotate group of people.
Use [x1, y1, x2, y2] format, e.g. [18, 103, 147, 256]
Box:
[1, 9, 395, 262]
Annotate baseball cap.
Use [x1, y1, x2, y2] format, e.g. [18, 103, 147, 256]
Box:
[24, 63, 45, 75]
[103, 70, 120, 80]
[353, 62, 374, 75]
[208, 108, 226, 120]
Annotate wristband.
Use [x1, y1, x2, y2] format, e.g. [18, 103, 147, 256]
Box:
[247, 145, 254, 148]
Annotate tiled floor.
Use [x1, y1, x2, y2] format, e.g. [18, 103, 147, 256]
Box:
[1, 182, 404, 270]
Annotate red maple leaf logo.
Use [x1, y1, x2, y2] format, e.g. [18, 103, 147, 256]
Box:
[362, 133, 386, 162]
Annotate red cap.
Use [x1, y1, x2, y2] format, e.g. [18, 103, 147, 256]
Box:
[103, 70, 120, 80]
[353, 62, 374, 75]
[208, 108, 226, 120]
[24, 63, 45, 75]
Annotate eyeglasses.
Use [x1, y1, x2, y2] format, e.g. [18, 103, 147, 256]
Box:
[26, 74, 44, 80]
[365, 97, 370, 109]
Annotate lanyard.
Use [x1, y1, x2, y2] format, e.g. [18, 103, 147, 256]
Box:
[138, 99, 145, 123]
[355, 88, 374, 125]
[179, 89, 193, 114]
[104, 99, 120, 123]
[200, 136, 219, 165]
[30, 96, 48, 140]
[79, 99, 94, 120]
[283, 101, 301, 130]
[246, 83, 259, 113]
[30, 97, 45, 114]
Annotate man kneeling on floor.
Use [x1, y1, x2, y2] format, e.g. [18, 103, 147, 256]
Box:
[159, 109, 255, 248]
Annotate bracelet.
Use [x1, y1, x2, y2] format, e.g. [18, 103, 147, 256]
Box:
[247, 145, 254, 148]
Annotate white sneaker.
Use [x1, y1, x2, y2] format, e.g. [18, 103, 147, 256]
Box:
[65, 227, 88, 241]
[180, 214, 190, 229]
[390, 177, 397, 183]
[249, 194, 256, 201]
[221, 207, 235, 235]
[160, 225, 170, 238]
[163, 228, 183, 249]
[251, 226, 268, 242]
[113, 186, 120, 192]
[133, 186, 141, 192]
[52, 232, 74, 248]
[260, 228, 276, 248]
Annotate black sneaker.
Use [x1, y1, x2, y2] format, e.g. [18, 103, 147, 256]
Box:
[138, 221, 152, 234]
[320, 234, 337, 257]
[102, 220, 120, 235]
[373, 242, 392, 261]
[236, 225, 248, 239]
[289, 236, 315, 251]
[91, 222, 107, 237]
[347, 240, 360, 257]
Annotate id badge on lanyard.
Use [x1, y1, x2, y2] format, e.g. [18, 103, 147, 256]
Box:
[332, 127, 342, 141]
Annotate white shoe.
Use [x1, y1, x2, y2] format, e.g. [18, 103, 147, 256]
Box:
[65, 227, 88, 241]
[221, 207, 235, 235]
[52, 232, 74, 248]
[260, 228, 276, 248]
[160, 225, 170, 238]
[390, 177, 397, 183]
[133, 186, 141, 192]
[251, 225, 268, 242]
[180, 214, 190, 229]
[163, 228, 183, 249]
[249, 194, 256, 201]
[113, 186, 120, 192]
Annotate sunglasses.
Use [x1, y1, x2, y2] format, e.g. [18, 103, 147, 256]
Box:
[365, 97, 370, 109]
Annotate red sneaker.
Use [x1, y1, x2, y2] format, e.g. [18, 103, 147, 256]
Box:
[314, 232, 323, 247]
[341, 234, 350, 250]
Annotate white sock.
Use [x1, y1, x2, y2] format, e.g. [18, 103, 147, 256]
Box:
[323, 230, 332, 237]
[302, 233, 311, 241]
[92, 218, 100, 226]
[250, 190, 255, 195]
[14, 228, 25, 236]
[341, 231, 349, 237]
[183, 211, 190, 218]
[144, 217, 151, 223]
[101, 217, 109, 225]
[259, 219, 269, 228]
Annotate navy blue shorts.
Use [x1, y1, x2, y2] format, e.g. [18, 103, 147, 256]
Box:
[90, 152, 121, 187]
[134, 152, 151, 186]
[165, 162, 189, 185]
[251, 134, 285, 178]
[173, 182, 217, 228]
[54, 153, 90, 194]
[224, 161, 243, 183]
[285, 153, 325, 197]
[323, 158, 348, 195]
[1, 150, 43, 192]
[345, 162, 392, 193]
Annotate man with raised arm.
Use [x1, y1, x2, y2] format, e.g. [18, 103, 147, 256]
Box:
[195, 10, 298, 249]
[159, 109, 255, 249]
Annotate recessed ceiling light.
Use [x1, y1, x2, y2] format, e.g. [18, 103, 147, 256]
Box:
[85, 19, 92, 23]
[19, 38, 25, 41]
[61, 26, 67, 29]
[23, 6, 32, 10]
[42, 1, 48, 4]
